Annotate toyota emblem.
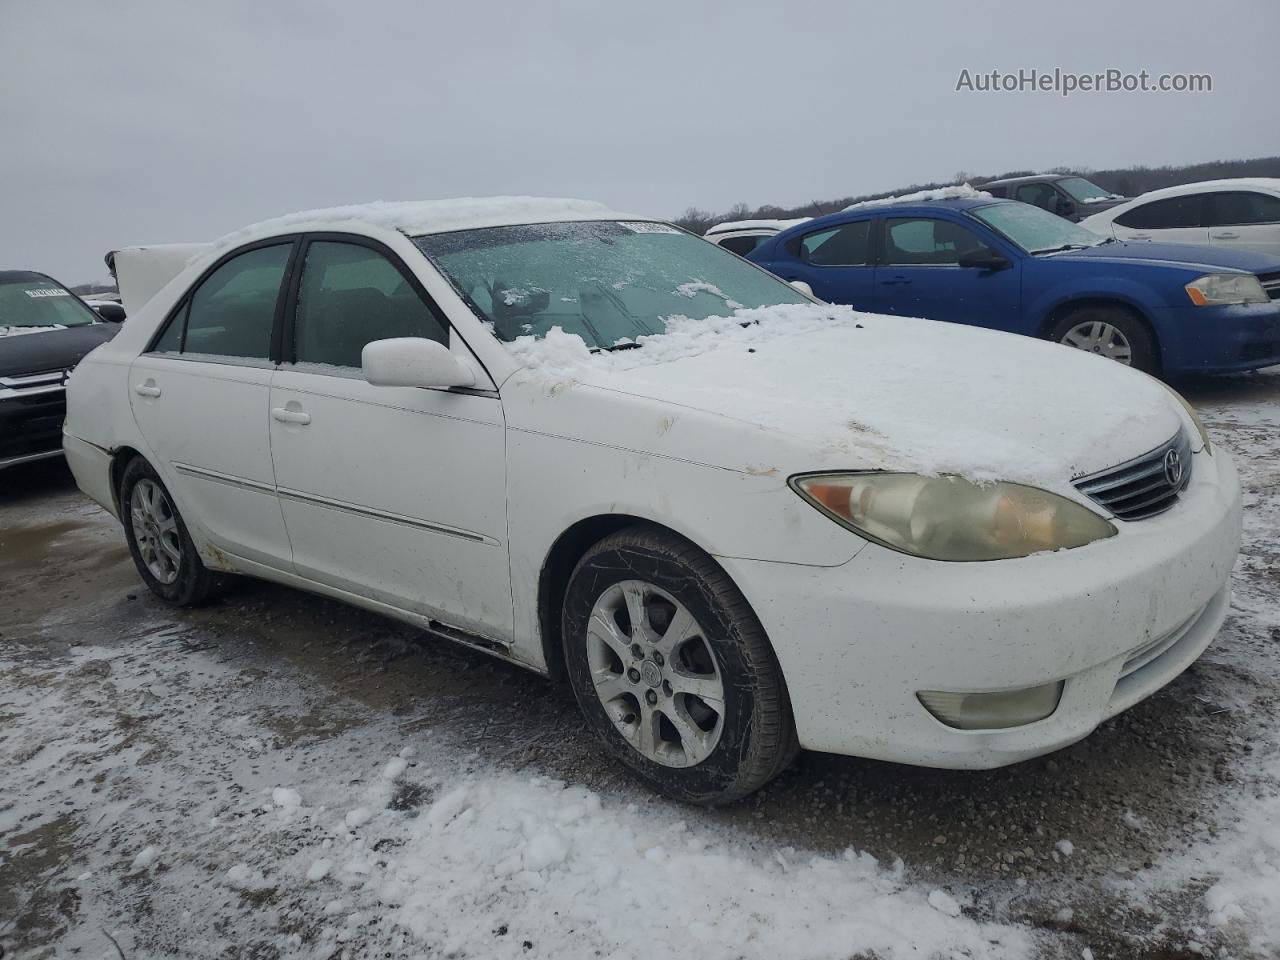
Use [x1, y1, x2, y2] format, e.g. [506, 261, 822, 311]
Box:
[1163, 448, 1183, 487]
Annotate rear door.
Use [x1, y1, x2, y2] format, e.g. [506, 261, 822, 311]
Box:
[872, 216, 1021, 331]
[1111, 194, 1209, 246]
[765, 219, 875, 307]
[128, 240, 296, 567]
[1205, 191, 1280, 258]
[267, 235, 512, 640]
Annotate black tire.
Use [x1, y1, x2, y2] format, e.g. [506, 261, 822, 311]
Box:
[119, 457, 225, 605]
[1047, 305, 1159, 375]
[562, 524, 798, 805]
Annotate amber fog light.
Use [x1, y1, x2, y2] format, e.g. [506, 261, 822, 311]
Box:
[917, 682, 1064, 730]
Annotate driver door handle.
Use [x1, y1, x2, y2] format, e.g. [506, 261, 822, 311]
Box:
[272, 406, 311, 425]
[880, 276, 912, 285]
[1211, 232, 1239, 240]
[134, 382, 161, 398]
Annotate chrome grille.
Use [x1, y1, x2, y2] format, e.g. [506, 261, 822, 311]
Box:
[1074, 428, 1192, 521]
[1258, 271, 1280, 301]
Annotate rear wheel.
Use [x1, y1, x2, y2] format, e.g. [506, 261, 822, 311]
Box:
[562, 525, 797, 804]
[120, 457, 224, 605]
[1048, 305, 1158, 374]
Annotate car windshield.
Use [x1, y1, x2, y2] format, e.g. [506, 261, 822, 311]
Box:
[1057, 177, 1116, 202]
[414, 220, 809, 348]
[970, 203, 1106, 255]
[0, 277, 100, 333]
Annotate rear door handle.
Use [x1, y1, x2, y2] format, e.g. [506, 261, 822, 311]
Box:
[1128, 233, 1151, 240]
[1211, 232, 1239, 239]
[880, 276, 912, 285]
[134, 382, 161, 398]
[271, 406, 311, 425]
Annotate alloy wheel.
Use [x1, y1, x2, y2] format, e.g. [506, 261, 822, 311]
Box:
[130, 479, 182, 585]
[1061, 320, 1133, 364]
[585, 579, 725, 767]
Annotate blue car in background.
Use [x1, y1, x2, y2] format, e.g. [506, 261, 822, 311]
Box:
[748, 197, 1280, 376]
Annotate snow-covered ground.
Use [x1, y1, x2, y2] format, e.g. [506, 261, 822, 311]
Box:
[2, 368, 1278, 959]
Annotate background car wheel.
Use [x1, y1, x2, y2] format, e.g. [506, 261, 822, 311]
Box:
[562, 524, 797, 805]
[119, 457, 225, 606]
[1048, 306, 1158, 374]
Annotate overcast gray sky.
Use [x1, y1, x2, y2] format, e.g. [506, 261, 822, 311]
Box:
[3, 0, 1277, 282]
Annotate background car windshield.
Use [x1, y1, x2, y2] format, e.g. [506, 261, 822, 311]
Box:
[1057, 177, 1114, 202]
[414, 221, 808, 347]
[971, 203, 1105, 253]
[0, 278, 99, 330]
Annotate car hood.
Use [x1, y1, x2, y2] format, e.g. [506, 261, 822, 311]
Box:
[0, 323, 119, 379]
[504, 309, 1183, 490]
[1048, 240, 1280, 274]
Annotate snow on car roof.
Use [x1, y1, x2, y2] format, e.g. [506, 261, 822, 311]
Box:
[705, 217, 812, 235]
[212, 197, 636, 249]
[843, 183, 993, 211]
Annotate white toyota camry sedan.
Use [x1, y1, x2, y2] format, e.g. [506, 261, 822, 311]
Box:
[64, 197, 1242, 804]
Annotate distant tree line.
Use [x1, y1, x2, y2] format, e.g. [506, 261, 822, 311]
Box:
[674, 155, 1280, 234]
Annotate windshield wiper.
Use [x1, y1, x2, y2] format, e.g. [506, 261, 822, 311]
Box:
[1031, 243, 1094, 255]
[595, 341, 642, 353]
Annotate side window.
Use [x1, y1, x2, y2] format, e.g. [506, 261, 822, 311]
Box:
[1015, 183, 1058, 211]
[984, 185, 1007, 198]
[293, 241, 447, 369]
[180, 244, 291, 360]
[1206, 192, 1280, 227]
[884, 218, 991, 265]
[1114, 195, 1204, 230]
[797, 220, 871, 266]
[151, 302, 187, 352]
[716, 234, 764, 256]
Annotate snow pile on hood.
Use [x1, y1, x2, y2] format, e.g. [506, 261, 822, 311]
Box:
[706, 217, 812, 234]
[212, 197, 628, 249]
[504, 303, 855, 377]
[844, 183, 992, 210]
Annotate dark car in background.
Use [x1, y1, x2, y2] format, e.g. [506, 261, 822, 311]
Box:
[980, 174, 1127, 222]
[1, 271, 121, 470]
[748, 197, 1280, 376]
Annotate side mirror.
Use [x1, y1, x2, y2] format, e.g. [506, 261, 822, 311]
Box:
[92, 302, 126, 322]
[362, 337, 476, 389]
[957, 251, 1011, 271]
[1056, 197, 1077, 219]
[789, 280, 816, 298]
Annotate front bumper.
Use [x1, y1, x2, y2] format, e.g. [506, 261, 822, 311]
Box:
[718, 446, 1242, 768]
[1160, 301, 1280, 374]
[0, 376, 67, 469]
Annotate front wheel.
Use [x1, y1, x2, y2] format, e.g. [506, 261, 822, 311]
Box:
[1048, 306, 1159, 374]
[562, 525, 797, 804]
[120, 457, 225, 605]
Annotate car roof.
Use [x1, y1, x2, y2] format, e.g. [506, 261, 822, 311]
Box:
[1124, 178, 1280, 200]
[773, 197, 1006, 239]
[981, 174, 1071, 188]
[0, 270, 60, 284]
[210, 196, 641, 250]
[705, 217, 811, 236]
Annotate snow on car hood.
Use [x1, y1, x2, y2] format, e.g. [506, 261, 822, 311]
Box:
[503, 305, 1182, 487]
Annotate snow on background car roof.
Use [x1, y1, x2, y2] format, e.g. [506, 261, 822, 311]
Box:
[211, 197, 636, 249]
[705, 217, 812, 234]
[843, 183, 993, 211]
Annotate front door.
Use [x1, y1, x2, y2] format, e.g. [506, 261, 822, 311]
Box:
[267, 237, 512, 640]
[1206, 191, 1280, 259]
[871, 217, 1021, 332]
[1111, 194, 1209, 246]
[128, 241, 295, 567]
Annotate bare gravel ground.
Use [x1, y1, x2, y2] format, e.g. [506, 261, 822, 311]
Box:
[1, 369, 1277, 959]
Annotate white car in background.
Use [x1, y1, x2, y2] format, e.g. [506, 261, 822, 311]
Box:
[1081, 178, 1280, 258]
[64, 197, 1241, 804]
[704, 217, 811, 257]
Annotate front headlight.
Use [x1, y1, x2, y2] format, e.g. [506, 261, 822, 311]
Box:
[1185, 273, 1268, 306]
[1165, 385, 1212, 454]
[791, 473, 1116, 561]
